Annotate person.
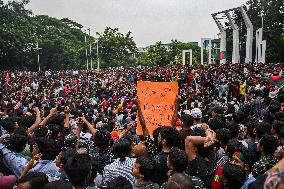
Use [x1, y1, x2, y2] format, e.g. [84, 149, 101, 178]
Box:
[185, 127, 216, 188]
[154, 126, 182, 185]
[230, 149, 256, 189]
[252, 134, 279, 177]
[167, 173, 193, 189]
[103, 138, 136, 186]
[132, 156, 159, 189]
[160, 148, 205, 189]
[106, 176, 133, 189]
[65, 153, 99, 189]
[22, 137, 60, 178]
[222, 163, 246, 189]
[54, 148, 77, 181]
[0, 134, 30, 178]
[42, 180, 73, 189]
[16, 172, 49, 189]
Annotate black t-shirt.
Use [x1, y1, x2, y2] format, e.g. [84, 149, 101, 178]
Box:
[186, 156, 215, 189]
[154, 151, 169, 185]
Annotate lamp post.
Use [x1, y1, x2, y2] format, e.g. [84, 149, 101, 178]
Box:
[96, 33, 100, 72]
[84, 30, 89, 70]
[88, 28, 93, 70]
[35, 37, 42, 72]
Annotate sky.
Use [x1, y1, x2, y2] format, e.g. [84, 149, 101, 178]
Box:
[21, 0, 248, 47]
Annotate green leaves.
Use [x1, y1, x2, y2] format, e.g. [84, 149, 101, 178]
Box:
[138, 40, 204, 66]
[97, 27, 137, 68]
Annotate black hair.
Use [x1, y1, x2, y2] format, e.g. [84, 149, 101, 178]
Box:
[232, 112, 245, 124]
[259, 134, 279, 156]
[255, 122, 272, 139]
[208, 117, 225, 132]
[272, 121, 284, 136]
[88, 157, 100, 186]
[226, 104, 235, 114]
[216, 128, 232, 147]
[9, 134, 28, 153]
[42, 180, 73, 189]
[36, 137, 60, 160]
[0, 117, 15, 133]
[275, 112, 284, 121]
[153, 127, 163, 151]
[190, 127, 213, 158]
[227, 139, 243, 158]
[14, 127, 28, 137]
[17, 172, 48, 189]
[34, 126, 48, 138]
[48, 124, 63, 137]
[181, 114, 193, 127]
[280, 127, 284, 139]
[113, 138, 131, 161]
[236, 147, 255, 169]
[262, 112, 275, 125]
[212, 106, 224, 115]
[226, 121, 240, 139]
[168, 148, 188, 173]
[60, 148, 77, 166]
[245, 119, 258, 138]
[168, 173, 193, 189]
[135, 156, 156, 181]
[49, 114, 65, 126]
[268, 101, 281, 114]
[223, 163, 246, 189]
[106, 176, 133, 189]
[18, 115, 36, 128]
[65, 153, 92, 187]
[159, 126, 182, 148]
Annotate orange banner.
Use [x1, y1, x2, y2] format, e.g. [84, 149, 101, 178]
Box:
[136, 81, 178, 135]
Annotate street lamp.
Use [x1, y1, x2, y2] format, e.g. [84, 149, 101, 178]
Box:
[88, 28, 93, 70]
[96, 34, 99, 72]
[84, 30, 89, 70]
[35, 37, 42, 72]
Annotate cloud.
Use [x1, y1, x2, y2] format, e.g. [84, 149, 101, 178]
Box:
[25, 0, 247, 46]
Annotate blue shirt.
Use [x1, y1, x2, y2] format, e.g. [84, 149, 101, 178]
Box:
[30, 160, 59, 176]
[0, 144, 30, 178]
[240, 174, 256, 189]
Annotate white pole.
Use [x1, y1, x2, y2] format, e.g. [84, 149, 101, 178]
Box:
[85, 32, 88, 70]
[201, 39, 204, 65]
[88, 28, 92, 70]
[97, 36, 99, 72]
[36, 38, 42, 72]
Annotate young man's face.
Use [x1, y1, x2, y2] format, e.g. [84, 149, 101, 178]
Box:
[132, 162, 142, 178]
[230, 155, 245, 169]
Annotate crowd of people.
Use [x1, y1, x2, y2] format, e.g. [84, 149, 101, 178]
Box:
[0, 62, 283, 189]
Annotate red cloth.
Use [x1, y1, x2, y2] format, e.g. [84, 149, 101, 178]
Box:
[271, 75, 282, 82]
[5, 73, 10, 82]
[211, 166, 224, 189]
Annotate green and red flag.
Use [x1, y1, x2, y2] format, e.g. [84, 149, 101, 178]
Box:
[219, 51, 227, 60]
[270, 75, 284, 87]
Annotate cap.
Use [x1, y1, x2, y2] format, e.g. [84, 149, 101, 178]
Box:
[191, 108, 202, 118]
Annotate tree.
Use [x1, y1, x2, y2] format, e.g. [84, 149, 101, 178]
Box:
[97, 27, 137, 68]
[168, 40, 205, 65]
[0, 0, 89, 70]
[227, 0, 284, 63]
[138, 40, 205, 66]
[138, 42, 170, 66]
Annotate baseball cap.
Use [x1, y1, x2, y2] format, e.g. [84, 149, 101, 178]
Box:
[191, 108, 202, 118]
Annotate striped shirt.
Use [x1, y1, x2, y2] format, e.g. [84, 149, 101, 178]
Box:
[103, 157, 136, 186]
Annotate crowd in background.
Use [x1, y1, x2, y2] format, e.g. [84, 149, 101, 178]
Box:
[0, 62, 283, 189]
